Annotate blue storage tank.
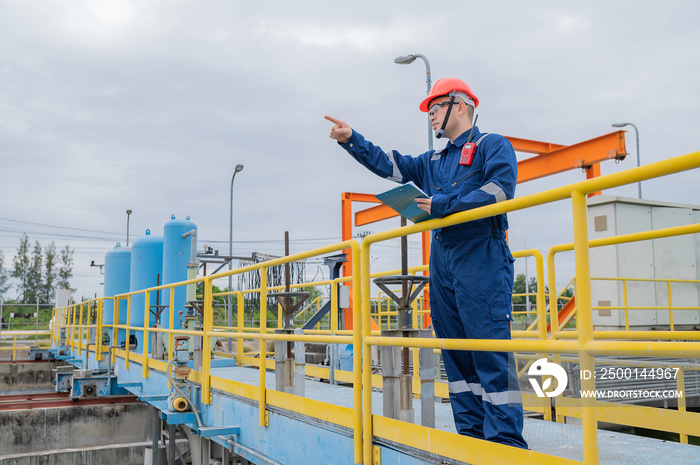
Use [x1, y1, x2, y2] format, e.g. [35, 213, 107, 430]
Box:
[339, 344, 354, 371]
[162, 215, 197, 331]
[129, 229, 164, 352]
[103, 243, 131, 346]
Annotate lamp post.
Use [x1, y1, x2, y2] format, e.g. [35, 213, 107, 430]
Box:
[228, 164, 244, 351]
[394, 53, 433, 151]
[126, 209, 132, 246]
[612, 122, 641, 199]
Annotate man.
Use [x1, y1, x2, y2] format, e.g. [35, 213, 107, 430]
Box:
[325, 77, 527, 449]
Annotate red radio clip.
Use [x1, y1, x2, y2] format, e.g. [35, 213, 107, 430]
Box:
[460, 143, 476, 166]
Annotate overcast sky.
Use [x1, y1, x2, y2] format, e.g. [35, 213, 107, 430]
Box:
[1, 0, 698, 302]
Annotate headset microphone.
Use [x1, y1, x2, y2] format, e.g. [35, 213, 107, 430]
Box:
[435, 95, 456, 139]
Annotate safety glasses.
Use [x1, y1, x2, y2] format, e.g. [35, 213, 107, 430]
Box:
[428, 100, 458, 117]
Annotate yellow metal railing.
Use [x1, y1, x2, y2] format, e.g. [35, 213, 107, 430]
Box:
[0, 330, 52, 361]
[50, 149, 700, 465]
[547, 222, 700, 340]
[200, 240, 363, 461]
[588, 276, 700, 331]
[359, 150, 700, 465]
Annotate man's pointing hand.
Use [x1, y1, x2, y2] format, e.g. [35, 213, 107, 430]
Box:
[324, 115, 352, 144]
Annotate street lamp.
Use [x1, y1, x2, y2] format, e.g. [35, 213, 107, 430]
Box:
[612, 122, 641, 199]
[228, 164, 244, 351]
[126, 209, 132, 246]
[394, 53, 433, 151]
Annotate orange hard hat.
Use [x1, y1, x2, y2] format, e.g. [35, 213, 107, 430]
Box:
[419, 77, 479, 112]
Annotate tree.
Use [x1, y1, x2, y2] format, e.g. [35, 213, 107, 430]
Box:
[0, 250, 10, 298]
[301, 286, 324, 304]
[58, 245, 74, 292]
[512, 273, 574, 311]
[25, 241, 43, 304]
[11, 234, 30, 302]
[512, 273, 538, 309]
[43, 242, 58, 305]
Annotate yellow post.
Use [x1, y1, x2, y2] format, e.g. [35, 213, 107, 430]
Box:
[202, 278, 214, 405]
[622, 279, 629, 331]
[350, 243, 363, 465]
[667, 281, 674, 331]
[59, 307, 64, 344]
[50, 309, 55, 344]
[142, 292, 150, 379]
[237, 291, 244, 365]
[677, 369, 687, 444]
[412, 291, 420, 392]
[125, 295, 132, 369]
[61, 306, 66, 345]
[277, 301, 282, 330]
[572, 191, 599, 465]
[374, 293, 380, 329]
[114, 296, 120, 349]
[71, 303, 78, 350]
[78, 302, 85, 356]
[361, 241, 374, 465]
[533, 251, 547, 342]
[547, 251, 565, 424]
[316, 296, 322, 331]
[66, 306, 70, 349]
[169, 286, 175, 363]
[96, 299, 104, 362]
[61, 307, 70, 345]
[65, 306, 70, 345]
[12, 335, 17, 361]
[531, 250, 551, 421]
[330, 278, 338, 334]
[259, 266, 268, 427]
[58, 308, 62, 344]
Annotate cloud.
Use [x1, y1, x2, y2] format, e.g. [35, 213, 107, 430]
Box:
[251, 15, 436, 54]
[0, 1, 698, 299]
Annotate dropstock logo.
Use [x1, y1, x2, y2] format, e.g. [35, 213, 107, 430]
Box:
[528, 358, 568, 398]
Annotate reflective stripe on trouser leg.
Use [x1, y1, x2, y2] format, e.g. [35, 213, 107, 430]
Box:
[476, 350, 526, 448]
[440, 345, 485, 439]
[441, 348, 526, 448]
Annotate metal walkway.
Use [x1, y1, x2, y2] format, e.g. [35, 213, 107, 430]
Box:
[208, 366, 700, 465]
[106, 351, 700, 465]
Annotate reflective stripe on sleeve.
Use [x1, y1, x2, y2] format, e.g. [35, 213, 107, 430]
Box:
[480, 182, 506, 202]
[386, 150, 403, 182]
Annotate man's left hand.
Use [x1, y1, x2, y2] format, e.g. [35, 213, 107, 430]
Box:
[415, 197, 432, 214]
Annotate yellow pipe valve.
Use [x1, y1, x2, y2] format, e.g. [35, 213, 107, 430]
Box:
[172, 397, 189, 412]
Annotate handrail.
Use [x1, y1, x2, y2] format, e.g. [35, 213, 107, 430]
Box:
[359, 150, 700, 465]
[49, 150, 700, 465]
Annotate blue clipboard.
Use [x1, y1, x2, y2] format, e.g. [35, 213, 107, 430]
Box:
[375, 184, 433, 224]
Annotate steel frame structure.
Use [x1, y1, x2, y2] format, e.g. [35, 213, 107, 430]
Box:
[340, 131, 628, 329]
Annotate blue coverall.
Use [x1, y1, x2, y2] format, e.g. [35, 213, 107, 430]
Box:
[340, 126, 528, 449]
